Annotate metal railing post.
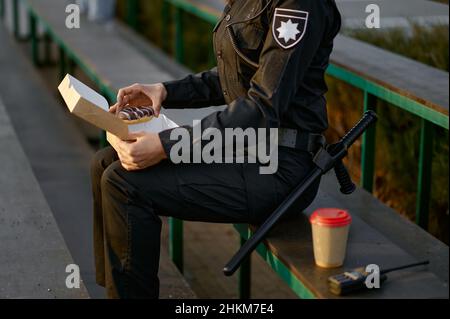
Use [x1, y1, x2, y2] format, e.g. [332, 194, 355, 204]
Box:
[127, 0, 139, 30]
[44, 32, 52, 65]
[169, 217, 184, 273]
[415, 119, 434, 230]
[28, 11, 39, 66]
[162, 0, 170, 52]
[59, 46, 67, 80]
[361, 91, 377, 192]
[0, 0, 5, 20]
[13, 0, 19, 39]
[174, 7, 184, 64]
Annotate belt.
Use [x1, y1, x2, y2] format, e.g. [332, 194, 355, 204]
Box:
[278, 128, 325, 154]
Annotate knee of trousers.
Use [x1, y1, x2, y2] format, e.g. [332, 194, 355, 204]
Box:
[100, 162, 160, 225]
[100, 161, 138, 205]
[91, 147, 115, 182]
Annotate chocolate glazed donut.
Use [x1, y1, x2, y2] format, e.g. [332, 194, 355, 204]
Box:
[118, 106, 155, 123]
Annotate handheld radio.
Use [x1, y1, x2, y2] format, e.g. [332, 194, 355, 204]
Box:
[328, 260, 430, 296]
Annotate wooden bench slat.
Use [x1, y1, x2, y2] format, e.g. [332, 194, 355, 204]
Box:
[331, 35, 449, 114]
[237, 172, 448, 299]
[319, 172, 449, 285]
[26, 0, 173, 87]
[26, 0, 222, 126]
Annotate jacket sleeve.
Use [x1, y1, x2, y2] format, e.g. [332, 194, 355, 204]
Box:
[159, 0, 333, 158]
[162, 67, 226, 109]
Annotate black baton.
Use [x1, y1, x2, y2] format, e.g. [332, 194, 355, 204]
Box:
[223, 111, 378, 276]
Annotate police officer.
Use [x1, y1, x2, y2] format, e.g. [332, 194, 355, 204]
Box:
[91, 0, 341, 298]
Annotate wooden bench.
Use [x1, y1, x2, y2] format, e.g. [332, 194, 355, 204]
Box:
[2, 0, 196, 299]
[234, 173, 448, 299]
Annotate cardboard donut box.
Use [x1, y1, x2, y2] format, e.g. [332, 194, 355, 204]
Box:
[58, 74, 177, 143]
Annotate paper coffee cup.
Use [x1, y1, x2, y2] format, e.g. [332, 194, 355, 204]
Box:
[310, 208, 352, 268]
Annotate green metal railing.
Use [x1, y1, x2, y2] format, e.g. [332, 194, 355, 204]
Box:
[151, 0, 449, 298]
[13, 0, 20, 39]
[23, 0, 115, 147]
[13, 0, 117, 103]
[126, 0, 139, 30]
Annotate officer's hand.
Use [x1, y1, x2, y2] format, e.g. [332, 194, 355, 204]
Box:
[111, 83, 167, 117]
[113, 132, 167, 171]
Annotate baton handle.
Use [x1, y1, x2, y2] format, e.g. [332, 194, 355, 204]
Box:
[334, 161, 356, 195]
[340, 110, 378, 149]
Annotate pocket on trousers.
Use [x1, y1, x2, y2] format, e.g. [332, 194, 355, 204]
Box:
[242, 163, 280, 225]
[179, 182, 247, 212]
[178, 181, 251, 223]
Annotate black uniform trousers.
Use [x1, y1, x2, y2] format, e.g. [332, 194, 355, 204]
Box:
[91, 146, 320, 298]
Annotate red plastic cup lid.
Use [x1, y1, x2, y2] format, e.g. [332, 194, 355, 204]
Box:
[310, 208, 352, 228]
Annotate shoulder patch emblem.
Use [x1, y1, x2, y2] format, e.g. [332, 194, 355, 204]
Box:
[272, 8, 309, 49]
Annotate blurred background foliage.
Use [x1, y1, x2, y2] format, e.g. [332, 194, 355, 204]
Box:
[116, 0, 449, 243]
[347, 24, 449, 71]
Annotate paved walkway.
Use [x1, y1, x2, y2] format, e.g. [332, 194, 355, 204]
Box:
[0, 95, 89, 298]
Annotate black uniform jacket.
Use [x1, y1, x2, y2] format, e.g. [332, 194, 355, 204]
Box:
[159, 0, 341, 156]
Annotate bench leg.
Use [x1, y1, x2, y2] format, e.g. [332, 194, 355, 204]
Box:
[238, 237, 252, 299]
[68, 58, 76, 75]
[59, 47, 75, 78]
[169, 217, 184, 273]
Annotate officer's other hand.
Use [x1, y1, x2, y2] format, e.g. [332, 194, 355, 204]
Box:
[114, 132, 167, 171]
[112, 83, 168, 117]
